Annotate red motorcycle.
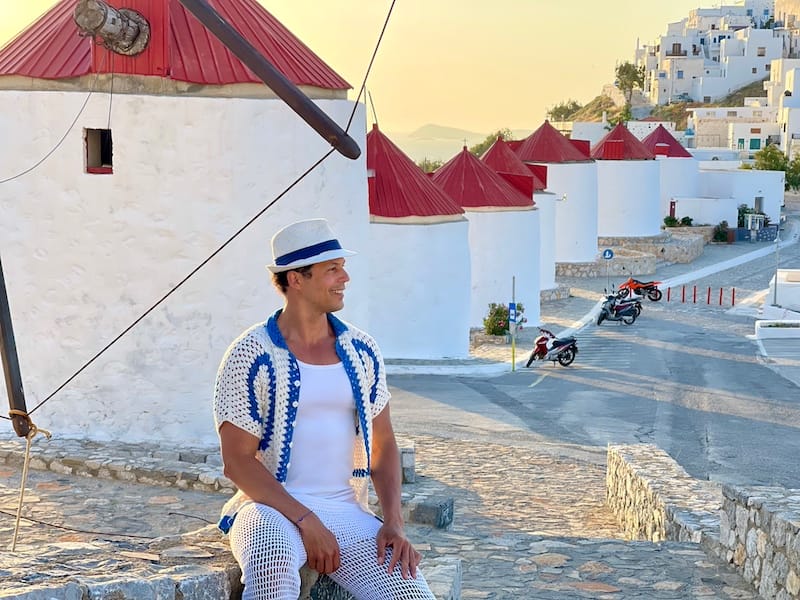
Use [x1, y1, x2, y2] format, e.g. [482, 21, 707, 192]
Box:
[525, 328, 578, 367]
[618, 277, 662, 301]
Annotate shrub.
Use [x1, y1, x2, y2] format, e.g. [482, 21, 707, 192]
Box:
[713, 220, 729, 242]
[663, 215, 679, 227]
[483, 302, 525, 336]
[680, 216, 693, 226]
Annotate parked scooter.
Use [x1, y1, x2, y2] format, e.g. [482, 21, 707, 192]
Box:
[596, 292, 638, 325]
[618, 277, 663, 301]
[525, 328, 578, 367]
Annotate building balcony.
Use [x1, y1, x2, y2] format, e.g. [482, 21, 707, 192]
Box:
[666, 50, 688, 56]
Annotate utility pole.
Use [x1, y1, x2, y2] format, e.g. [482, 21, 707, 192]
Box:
[773, 231, 781, 306]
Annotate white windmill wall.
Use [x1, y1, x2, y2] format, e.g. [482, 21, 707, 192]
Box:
[547, 162, 599, 263]
[466, 209, 540, 329]
[0, 91, 368, 446]
[596, 161, 661, 237]
[536, 193, 558, 290]
[368, 220, 471, 359]
[658, 156, 699, 218]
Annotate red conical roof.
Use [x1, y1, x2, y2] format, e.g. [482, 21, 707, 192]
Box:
[432, 147, 533, 210]
[0, 0, 350, 89]
[481, 137, 545, 194]
[515, 120, 591, 163]
[640, 125, 692, 158]
[366, 125, 464, 221]
[591, 123, 655, 160]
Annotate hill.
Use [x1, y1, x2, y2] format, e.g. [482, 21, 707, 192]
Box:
[570, 77, 770, 129]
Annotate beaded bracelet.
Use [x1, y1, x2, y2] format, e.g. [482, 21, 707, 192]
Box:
[294, 509, 314, 526]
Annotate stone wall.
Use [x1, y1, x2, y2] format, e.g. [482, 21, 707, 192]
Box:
[606, 444, 722, 546]
[669, 225, 715, 244]
[598, 232, 705, 265]
[719, 485, 800, 599]
[607, 444, 800, 599]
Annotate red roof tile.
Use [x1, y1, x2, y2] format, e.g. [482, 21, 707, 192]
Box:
[640, 125, 692, 158]
[0, 0, 350, 89]
[366, 125, 464, 219]
[516, 120, 591, 163]
[432, 147, 533, 209]
[591, 123, 655, 160]
[481, 137, 545, 194]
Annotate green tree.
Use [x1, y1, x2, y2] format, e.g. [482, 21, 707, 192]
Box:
[746, 144, 800, 191]
[615, 61, 645, 104]
[417, 157, 444, 173]
[787, 155, 800, 191]
[546, 99, 582, 121]
[469, 128, 513, 157]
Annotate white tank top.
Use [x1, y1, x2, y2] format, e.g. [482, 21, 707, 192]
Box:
[284, 360, 357, 502]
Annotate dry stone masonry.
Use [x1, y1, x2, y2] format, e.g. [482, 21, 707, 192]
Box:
[607, 443, 800, 599]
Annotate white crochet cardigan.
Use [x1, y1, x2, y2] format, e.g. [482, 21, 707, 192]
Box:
[213, 309, 390, 532]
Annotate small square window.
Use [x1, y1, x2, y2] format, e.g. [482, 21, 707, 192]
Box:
[85, 128, 113, 174]
[727, 110, 737, 117]
[752, 67, 758, 74]
[677, 70, 684, 79]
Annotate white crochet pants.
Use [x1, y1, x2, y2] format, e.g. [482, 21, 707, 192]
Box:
[230, 499, 436, 600]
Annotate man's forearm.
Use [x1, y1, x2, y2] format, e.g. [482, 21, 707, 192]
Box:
[371, 440, 404, 526]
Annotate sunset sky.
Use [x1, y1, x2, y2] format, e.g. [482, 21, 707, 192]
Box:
[3, 1, 705, 134]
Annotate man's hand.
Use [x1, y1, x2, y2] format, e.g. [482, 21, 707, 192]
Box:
[297, 513, 341, 574]
[376, 522, 421, 579]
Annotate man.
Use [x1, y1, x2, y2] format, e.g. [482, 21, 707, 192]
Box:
[213, 218, 435, 599]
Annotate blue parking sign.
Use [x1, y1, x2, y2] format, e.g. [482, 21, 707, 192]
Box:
[602, 249, 614, 260]
[508, 302, 517, 323]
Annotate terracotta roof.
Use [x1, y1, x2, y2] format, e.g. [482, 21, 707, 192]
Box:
[0, 0, 350, 88]
[591, 123, 655, 160]
[432, 147, 533, 210]
[481, 137, 545, 195]
[515, 120, 591, 163]
[366, 125, 464, 220]
[640, 125, 693, 158]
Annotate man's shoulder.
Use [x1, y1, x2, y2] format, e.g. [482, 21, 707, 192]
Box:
[222, 322, 274, 361]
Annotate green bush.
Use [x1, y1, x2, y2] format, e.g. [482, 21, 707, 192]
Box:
[483, 302, 525, 336]
[680, 216, 693, 226]
[663, 215, 679, 227]
[713, 220, 729, 242]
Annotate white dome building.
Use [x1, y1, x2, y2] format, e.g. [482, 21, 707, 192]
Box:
[591, 124, 661, 238]
[432, 147, 540, 329]
[516, 121, 598, 269]
[366, 125, 471, 359]
[0, 0, 368, 445]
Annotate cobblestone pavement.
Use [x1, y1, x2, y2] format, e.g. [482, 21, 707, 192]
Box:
[2, 219, 798, 598]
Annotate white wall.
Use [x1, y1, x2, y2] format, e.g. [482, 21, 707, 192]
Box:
[547, 162, 599, 263]
[596, 161, 662, 237]
[698, 168, 784, 223]
[368, 221, 471, 359]
[658, 157, 700, 218]
[0, 91, 369, 445]
[672, 195, 738, 226]
[466, 209, 540, 329]
[536, 193, 558, 290]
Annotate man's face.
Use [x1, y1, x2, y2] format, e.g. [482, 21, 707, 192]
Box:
[299, 258, 349, 312]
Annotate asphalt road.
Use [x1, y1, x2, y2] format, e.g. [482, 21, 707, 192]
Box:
[389, 208, 800, 489]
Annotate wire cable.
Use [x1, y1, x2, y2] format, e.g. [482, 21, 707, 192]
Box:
[14, 148, 335, 417]
[0, 46, 109, 185]
[345, 0, 397, 132]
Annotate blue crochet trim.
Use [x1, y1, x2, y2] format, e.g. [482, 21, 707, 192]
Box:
[218, 514, 235, 534]
[247, 354, 273, 428]
[276, 356, 301, 482]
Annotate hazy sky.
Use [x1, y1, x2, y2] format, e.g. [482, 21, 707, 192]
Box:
[3, 1, 705, 134]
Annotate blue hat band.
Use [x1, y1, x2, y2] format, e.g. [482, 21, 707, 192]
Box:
[275, 239, 343, 266]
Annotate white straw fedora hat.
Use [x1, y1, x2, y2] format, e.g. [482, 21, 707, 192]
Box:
[267, 218, 356, 273]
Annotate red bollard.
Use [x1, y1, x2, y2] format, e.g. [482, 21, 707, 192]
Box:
[732, 288, 736, 306]
[693, 285, 697, 303]
[707, 287, 711, 304]
[667, 287, 671, 302]
[681, 286, 686, 302]
[719, 288, 723, 306]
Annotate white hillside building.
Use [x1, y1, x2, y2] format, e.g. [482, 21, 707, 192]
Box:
[636, 2, 780, 106]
